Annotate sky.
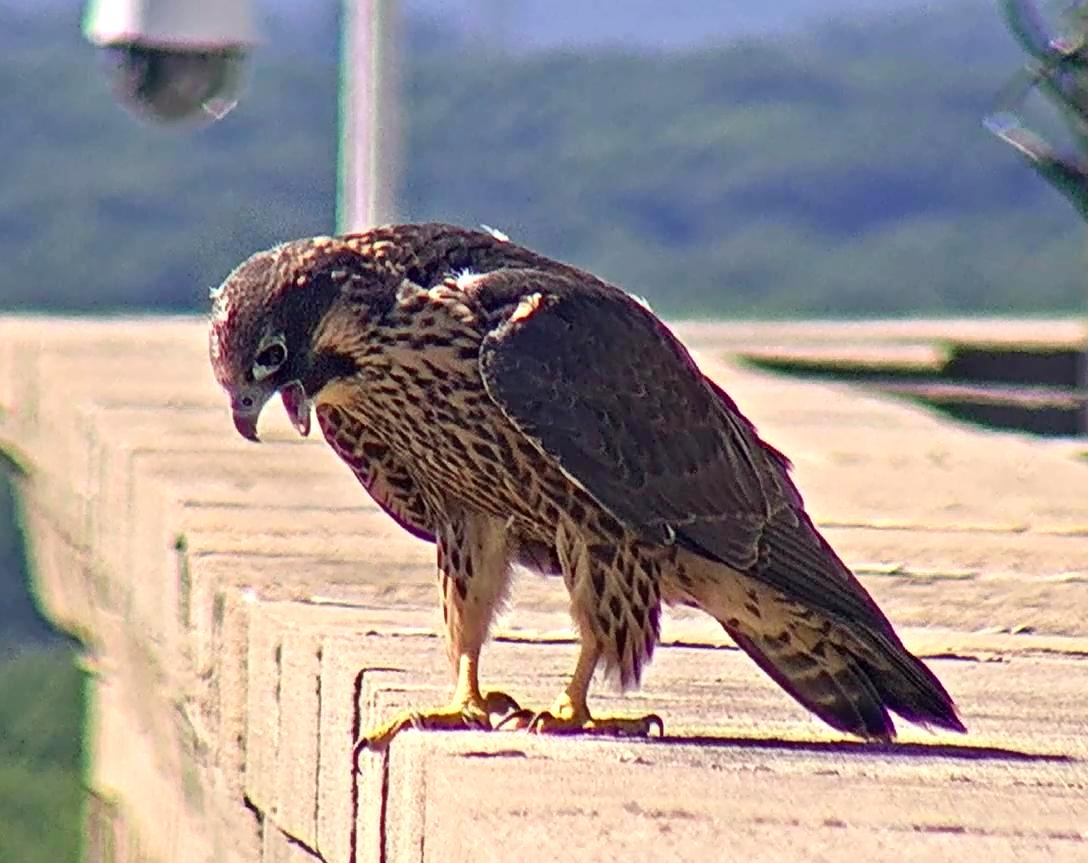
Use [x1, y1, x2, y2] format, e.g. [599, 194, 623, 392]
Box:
[10, 0, 941, 51]
[405, 0, 939, 50]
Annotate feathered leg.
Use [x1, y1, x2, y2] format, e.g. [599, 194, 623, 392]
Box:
[358, 509, 521, 750]
[517, 637, 663, 737]
[502, 522, 664, 737]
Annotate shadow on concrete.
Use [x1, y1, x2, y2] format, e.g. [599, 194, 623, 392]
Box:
[655, 733, 1077, 763]
[743, 342, 1087, 437]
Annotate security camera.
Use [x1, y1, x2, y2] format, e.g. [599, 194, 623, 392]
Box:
[83, 0, 256, 125]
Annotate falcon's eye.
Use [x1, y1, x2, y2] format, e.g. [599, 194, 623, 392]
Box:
[252, 340, 287, 381]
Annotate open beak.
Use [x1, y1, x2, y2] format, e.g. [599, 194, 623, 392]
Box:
[229, 381, 310, 442]
[280, 381, 312, 437]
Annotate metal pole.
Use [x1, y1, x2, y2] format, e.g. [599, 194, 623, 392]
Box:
[337, 0, 400, 233]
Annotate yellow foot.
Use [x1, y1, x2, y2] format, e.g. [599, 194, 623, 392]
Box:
[497, 697, 664, 739]
[355, 690, 521, 755]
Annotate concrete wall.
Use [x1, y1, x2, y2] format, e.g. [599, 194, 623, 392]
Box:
[2, 316, 1086, 862]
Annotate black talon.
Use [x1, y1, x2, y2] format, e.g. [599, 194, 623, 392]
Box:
[495, 708, 535, 731]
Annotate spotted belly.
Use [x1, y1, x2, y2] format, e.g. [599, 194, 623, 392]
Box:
[317, 369, 664, 685]
[316, 381, 615, 551]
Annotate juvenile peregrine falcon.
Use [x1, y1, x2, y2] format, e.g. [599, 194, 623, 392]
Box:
[209, 222, 965, 748]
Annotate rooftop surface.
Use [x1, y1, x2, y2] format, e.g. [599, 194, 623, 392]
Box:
[1, 316, 1085, 862]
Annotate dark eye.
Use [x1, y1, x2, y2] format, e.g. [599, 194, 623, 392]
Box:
[252, 340, 288, 381]
[256, 343, 286, 369]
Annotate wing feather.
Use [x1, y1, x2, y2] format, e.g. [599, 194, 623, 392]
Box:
[475, 268, 894, 632]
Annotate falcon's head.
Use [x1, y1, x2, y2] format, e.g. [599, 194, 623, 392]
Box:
[208, 236, 392, 441]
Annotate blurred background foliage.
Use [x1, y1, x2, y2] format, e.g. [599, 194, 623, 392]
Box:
[1, 0, 1084, 318]
[0, 644, 86, 863]
[0, 467, 85, 863]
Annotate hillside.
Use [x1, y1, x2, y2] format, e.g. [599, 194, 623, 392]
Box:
[0, 3, 1082, 315]
[0, 647, 85, 863]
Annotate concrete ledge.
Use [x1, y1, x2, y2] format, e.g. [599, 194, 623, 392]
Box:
[2, 316, 1086, 862]
[380, 729, 1087, 863]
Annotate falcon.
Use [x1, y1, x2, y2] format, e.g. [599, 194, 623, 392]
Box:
[208, 222, 966, 748]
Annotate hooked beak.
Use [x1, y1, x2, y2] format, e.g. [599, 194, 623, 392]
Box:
[232, 404, 263, 442]
[229, 381, 311, 442]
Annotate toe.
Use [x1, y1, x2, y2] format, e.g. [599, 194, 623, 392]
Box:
[481, 690, 522, 723]
[643, 713, 665, 736]
[355, 698, 507, 760]
[355, 714, 412, 758]
[452, 703, 493, 731]
[494, 707, 535, 731]
[519, 710, 665, 738]
[527, 710, 586, 735]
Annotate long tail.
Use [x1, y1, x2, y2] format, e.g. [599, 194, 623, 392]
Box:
[684, 377, 965, 737]
[680, 559, 966, 739]
[722, 613, 965, 740]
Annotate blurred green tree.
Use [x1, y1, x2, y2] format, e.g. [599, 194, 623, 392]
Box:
[0, 1, 1082, 319]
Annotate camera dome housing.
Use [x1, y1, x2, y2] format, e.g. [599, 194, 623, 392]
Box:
[84, 0, 255, 125]
[100, 44, 246, 123]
